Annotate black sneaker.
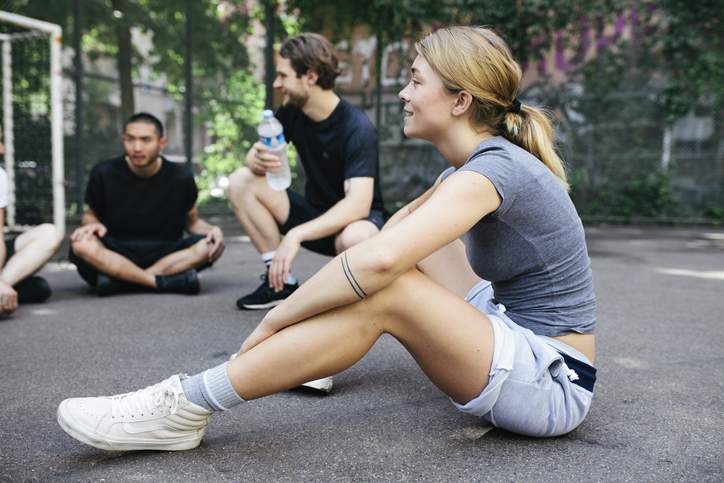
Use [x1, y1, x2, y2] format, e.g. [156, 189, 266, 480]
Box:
[236, 271, 298, 310]
[96, 273, 145, 297]
[155, 269, 200, 295]
[15, 276, 52, 304]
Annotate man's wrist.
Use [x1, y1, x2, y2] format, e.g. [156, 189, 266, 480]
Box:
[286, 227, 304, 243]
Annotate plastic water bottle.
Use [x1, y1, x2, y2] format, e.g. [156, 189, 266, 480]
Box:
[258, 109, 291, 191]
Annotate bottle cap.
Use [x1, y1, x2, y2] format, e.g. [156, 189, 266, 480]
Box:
[262, 109, 274, 119]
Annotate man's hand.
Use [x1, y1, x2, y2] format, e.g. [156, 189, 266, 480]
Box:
[70, 222, 107, 242]
[239, 318, 277, 355]
[246, 142, 281, 176]
[0, 280, 18, 315]
[269, 229, 302, 291]
[205, 225, 225, 262]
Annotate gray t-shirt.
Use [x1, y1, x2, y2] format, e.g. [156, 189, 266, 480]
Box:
[441, 136, 596, 336]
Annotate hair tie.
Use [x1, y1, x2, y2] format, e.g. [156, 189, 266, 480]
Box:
[509, 98, 521, 114]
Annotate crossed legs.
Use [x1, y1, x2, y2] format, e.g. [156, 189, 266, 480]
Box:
[70, 236, 210, 288]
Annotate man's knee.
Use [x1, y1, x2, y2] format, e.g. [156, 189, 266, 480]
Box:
[228, 167, 261, 208]
[335, 222, 379, 253]
[190, 238, 209, 260]
[70, 237, 101, 261]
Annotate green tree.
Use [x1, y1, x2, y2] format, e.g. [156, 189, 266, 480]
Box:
[1, 0, 264, 202]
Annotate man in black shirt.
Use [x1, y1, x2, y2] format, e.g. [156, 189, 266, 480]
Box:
[229, 33, 384, 311]
[70, 113, 225, 296]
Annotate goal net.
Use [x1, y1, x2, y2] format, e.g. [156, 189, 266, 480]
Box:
[0, 11, 64, 234]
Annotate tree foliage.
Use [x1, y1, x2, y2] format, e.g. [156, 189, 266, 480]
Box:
[1, 0, 264, 202]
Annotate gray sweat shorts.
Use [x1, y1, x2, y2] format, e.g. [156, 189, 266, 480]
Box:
[450, 280, 595, 437]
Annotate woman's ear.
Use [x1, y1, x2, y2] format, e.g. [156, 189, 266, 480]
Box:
[452, 91, 474, 117]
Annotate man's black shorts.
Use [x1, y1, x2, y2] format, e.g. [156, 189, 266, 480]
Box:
[69, 234, 207, 287]
[279, 190, 386, 257]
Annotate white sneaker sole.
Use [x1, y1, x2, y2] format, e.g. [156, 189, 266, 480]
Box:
[57, 400, 205, 452]
[300, 377, 334, 393]
[240, 298, 285, 310]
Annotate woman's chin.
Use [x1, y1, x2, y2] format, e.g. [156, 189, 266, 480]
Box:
[402, 123, 417, 139]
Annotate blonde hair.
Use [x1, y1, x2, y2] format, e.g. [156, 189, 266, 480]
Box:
[416, 26, 569, 190]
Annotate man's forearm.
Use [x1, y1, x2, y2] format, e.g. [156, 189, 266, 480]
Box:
[187, 217, 215, 236]
[80, 211, 100, 226]
[293, 198, 369, 242]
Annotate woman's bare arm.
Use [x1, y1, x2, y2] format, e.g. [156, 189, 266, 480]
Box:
[259, 171, 500, 334]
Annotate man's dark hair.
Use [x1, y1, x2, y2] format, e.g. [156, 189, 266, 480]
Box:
[279, 33, 341, 90]
[124, 112, 164, 138]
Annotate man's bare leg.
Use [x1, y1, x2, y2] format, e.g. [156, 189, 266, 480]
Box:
[70, 236, 156, 287]
[334, 220, 380, 254]
[145, 239, 209, 276]
[228, 167, 289, 253]
[1, 224, 63, 285]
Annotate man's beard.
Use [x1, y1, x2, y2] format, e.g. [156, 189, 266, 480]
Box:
[285, 91, 308, 109]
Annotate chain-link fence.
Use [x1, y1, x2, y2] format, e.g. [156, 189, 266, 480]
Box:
[5, 7, 721, 226]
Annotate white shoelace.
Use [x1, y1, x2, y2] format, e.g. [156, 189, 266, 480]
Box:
[110, 377, 181, 419]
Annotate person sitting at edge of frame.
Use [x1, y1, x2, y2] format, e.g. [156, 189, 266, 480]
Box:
[228, 32, 385, 311]
[68, 112, 225, 296]
[0, 140, 63, 316]
[56, 26, 598, 450]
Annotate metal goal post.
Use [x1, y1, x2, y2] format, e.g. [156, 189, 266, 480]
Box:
[0, 11, 64, 234]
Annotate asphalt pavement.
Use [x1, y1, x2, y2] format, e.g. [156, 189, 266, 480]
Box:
[0, 223, 722, 482]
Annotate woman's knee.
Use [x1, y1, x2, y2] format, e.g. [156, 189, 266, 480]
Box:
[363, 269, 424, 320]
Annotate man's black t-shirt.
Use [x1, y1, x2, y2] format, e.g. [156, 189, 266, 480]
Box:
[276, 99, 384, 213]
[85, 156, 197, 241]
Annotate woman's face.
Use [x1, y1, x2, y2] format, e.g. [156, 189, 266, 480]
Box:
[398, 55, 457, 142]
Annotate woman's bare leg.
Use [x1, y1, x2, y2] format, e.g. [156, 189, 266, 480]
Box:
[228, 269, 494, 405]
[416, 239, 480, 298]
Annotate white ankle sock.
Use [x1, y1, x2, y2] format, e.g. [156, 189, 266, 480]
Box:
[261, 251, 275, 268]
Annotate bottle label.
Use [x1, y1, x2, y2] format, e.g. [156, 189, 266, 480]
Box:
[260, 133, 286, 148]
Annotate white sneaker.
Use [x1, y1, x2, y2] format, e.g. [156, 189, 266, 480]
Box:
[57, 375, 212, 451]
[301, 376, 334, 393]
[229, 352, 334, 394]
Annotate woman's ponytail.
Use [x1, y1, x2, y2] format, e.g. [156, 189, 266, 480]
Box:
[501, 105, 569, 191]
[417, 27, 569, 191]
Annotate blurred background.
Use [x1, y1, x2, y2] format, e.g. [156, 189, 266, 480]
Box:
[0, 0, 721, 227]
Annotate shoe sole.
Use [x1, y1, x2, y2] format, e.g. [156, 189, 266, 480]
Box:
[238, 298, 285, 310]
[300, 377, 334, 393]
[57, 400, 204, 452]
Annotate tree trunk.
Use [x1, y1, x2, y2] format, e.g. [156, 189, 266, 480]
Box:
[111, 0, 134, 121]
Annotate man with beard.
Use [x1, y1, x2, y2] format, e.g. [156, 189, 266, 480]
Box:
[229, 33, 385, 312]
[70, 112, 225, 296]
